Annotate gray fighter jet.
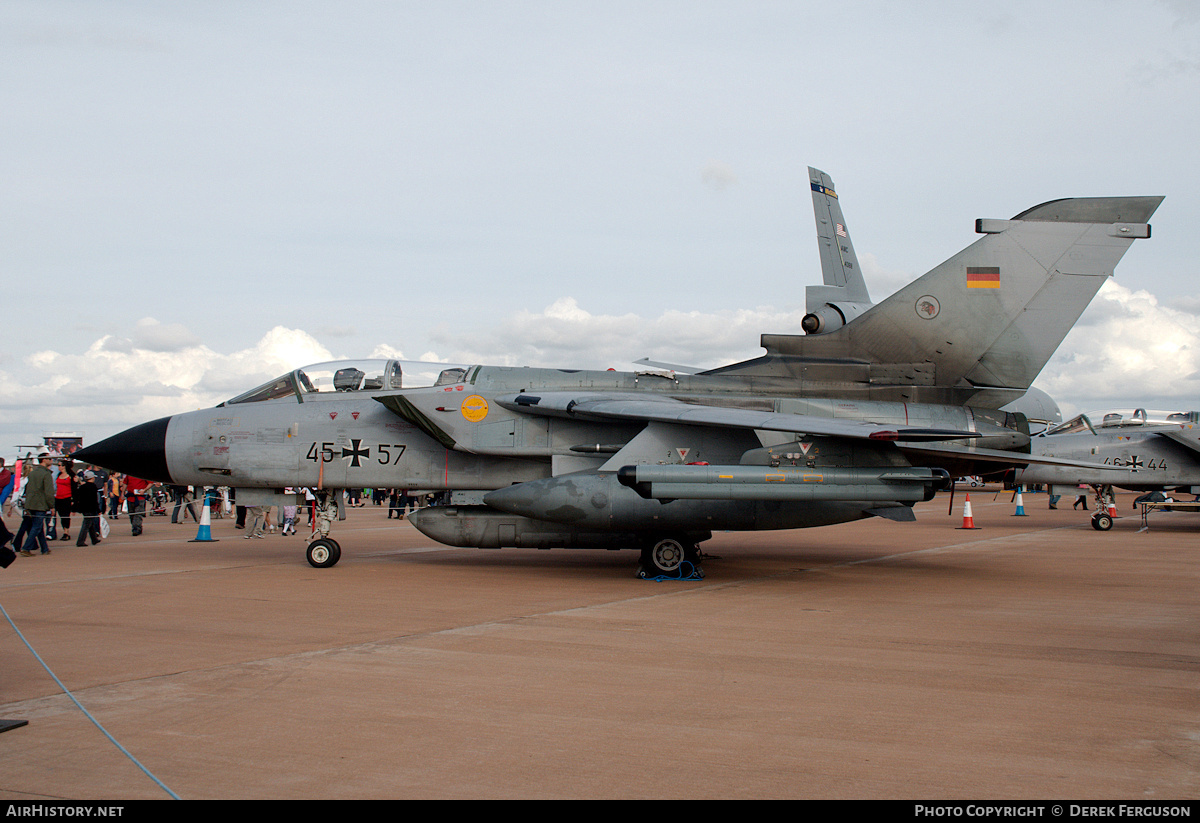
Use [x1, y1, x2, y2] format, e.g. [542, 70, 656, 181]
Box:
[74, 181, 1162, 577]
[1015, 408, 1200, 530]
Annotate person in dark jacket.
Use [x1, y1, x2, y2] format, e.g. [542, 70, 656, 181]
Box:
[73, 471, 103, 546]
[20, 451, 55, 556]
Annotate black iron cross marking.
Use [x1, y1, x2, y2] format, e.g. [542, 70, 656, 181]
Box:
[341, 439, 370, 467]
[1126, 455, 1142, 471]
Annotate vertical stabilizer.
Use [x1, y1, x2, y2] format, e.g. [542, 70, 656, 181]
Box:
[709, 195, 1163, 407]
[803, 167, 873, 333]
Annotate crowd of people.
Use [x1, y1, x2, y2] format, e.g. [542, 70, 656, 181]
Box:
[0, 454, 427, 567]
[0, 450, 158, 561]
[236, 487, 427, 538]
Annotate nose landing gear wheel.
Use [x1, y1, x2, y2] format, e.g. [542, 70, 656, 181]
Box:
[1091, 513, 1114, 531]
[307, 537, 342, 568]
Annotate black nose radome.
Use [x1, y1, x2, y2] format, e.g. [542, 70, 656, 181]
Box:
[73, 416, 173, 483]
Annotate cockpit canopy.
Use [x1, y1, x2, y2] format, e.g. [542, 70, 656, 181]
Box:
[1044, 408, 1199, 436]
[221, 359, 471, 405]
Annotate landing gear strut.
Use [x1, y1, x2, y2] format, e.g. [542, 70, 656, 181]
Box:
[306, 493, 343, 568]
[1089, 484, 1116, 531]
[638, 536, 704, 580]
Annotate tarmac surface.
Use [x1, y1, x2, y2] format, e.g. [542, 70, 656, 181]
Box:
[0, 488, 1196, 800]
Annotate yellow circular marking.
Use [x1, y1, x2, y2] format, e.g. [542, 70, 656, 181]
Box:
[461, 395, 489, 422]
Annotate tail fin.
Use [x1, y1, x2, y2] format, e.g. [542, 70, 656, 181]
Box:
[802, 167, 873, 333]
[709, 195, 1163, 407]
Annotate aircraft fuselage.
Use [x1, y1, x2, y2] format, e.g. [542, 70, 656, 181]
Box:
[157, 364, 1023, 493]
[1017, 424, 1200, 492]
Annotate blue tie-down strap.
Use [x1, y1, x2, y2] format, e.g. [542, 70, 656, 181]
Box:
[638, 560, 705, 582]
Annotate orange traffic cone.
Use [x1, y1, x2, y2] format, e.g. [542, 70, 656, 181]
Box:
[957, 492, 981, 530]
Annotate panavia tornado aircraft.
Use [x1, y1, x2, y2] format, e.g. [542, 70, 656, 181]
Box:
[1015, 408, 1200, 531]
[74, 173, 1162, 577]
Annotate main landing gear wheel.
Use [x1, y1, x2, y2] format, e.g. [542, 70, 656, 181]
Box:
[1091, 512, 1114, 531]
[638, 537, 704, 580]
[306, 537, 342, 568]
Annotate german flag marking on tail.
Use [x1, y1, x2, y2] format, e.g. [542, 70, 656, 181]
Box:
[967, 266, 1000, 288]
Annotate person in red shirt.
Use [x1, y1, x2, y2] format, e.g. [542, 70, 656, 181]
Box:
[54, 458, 76, 541]
[124, 476, 155, 537]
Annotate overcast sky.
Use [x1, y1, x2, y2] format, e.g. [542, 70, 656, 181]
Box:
[3, 1, 1198, 453]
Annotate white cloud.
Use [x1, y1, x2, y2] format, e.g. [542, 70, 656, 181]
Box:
[130, 318, 202, 352]
[1038, 281, 1200, 414]
[700, 160, 738, 192]
[431, 297, 808, 370]
[859, 251, 917, 300]
[1, 322, 334, 446]
[367, 343, 406, 360]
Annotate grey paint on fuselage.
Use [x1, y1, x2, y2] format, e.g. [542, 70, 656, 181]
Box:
[170, 382, 578, 491]
[1016, 416, 1200, 493]
[73, 184, 1163, 570]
